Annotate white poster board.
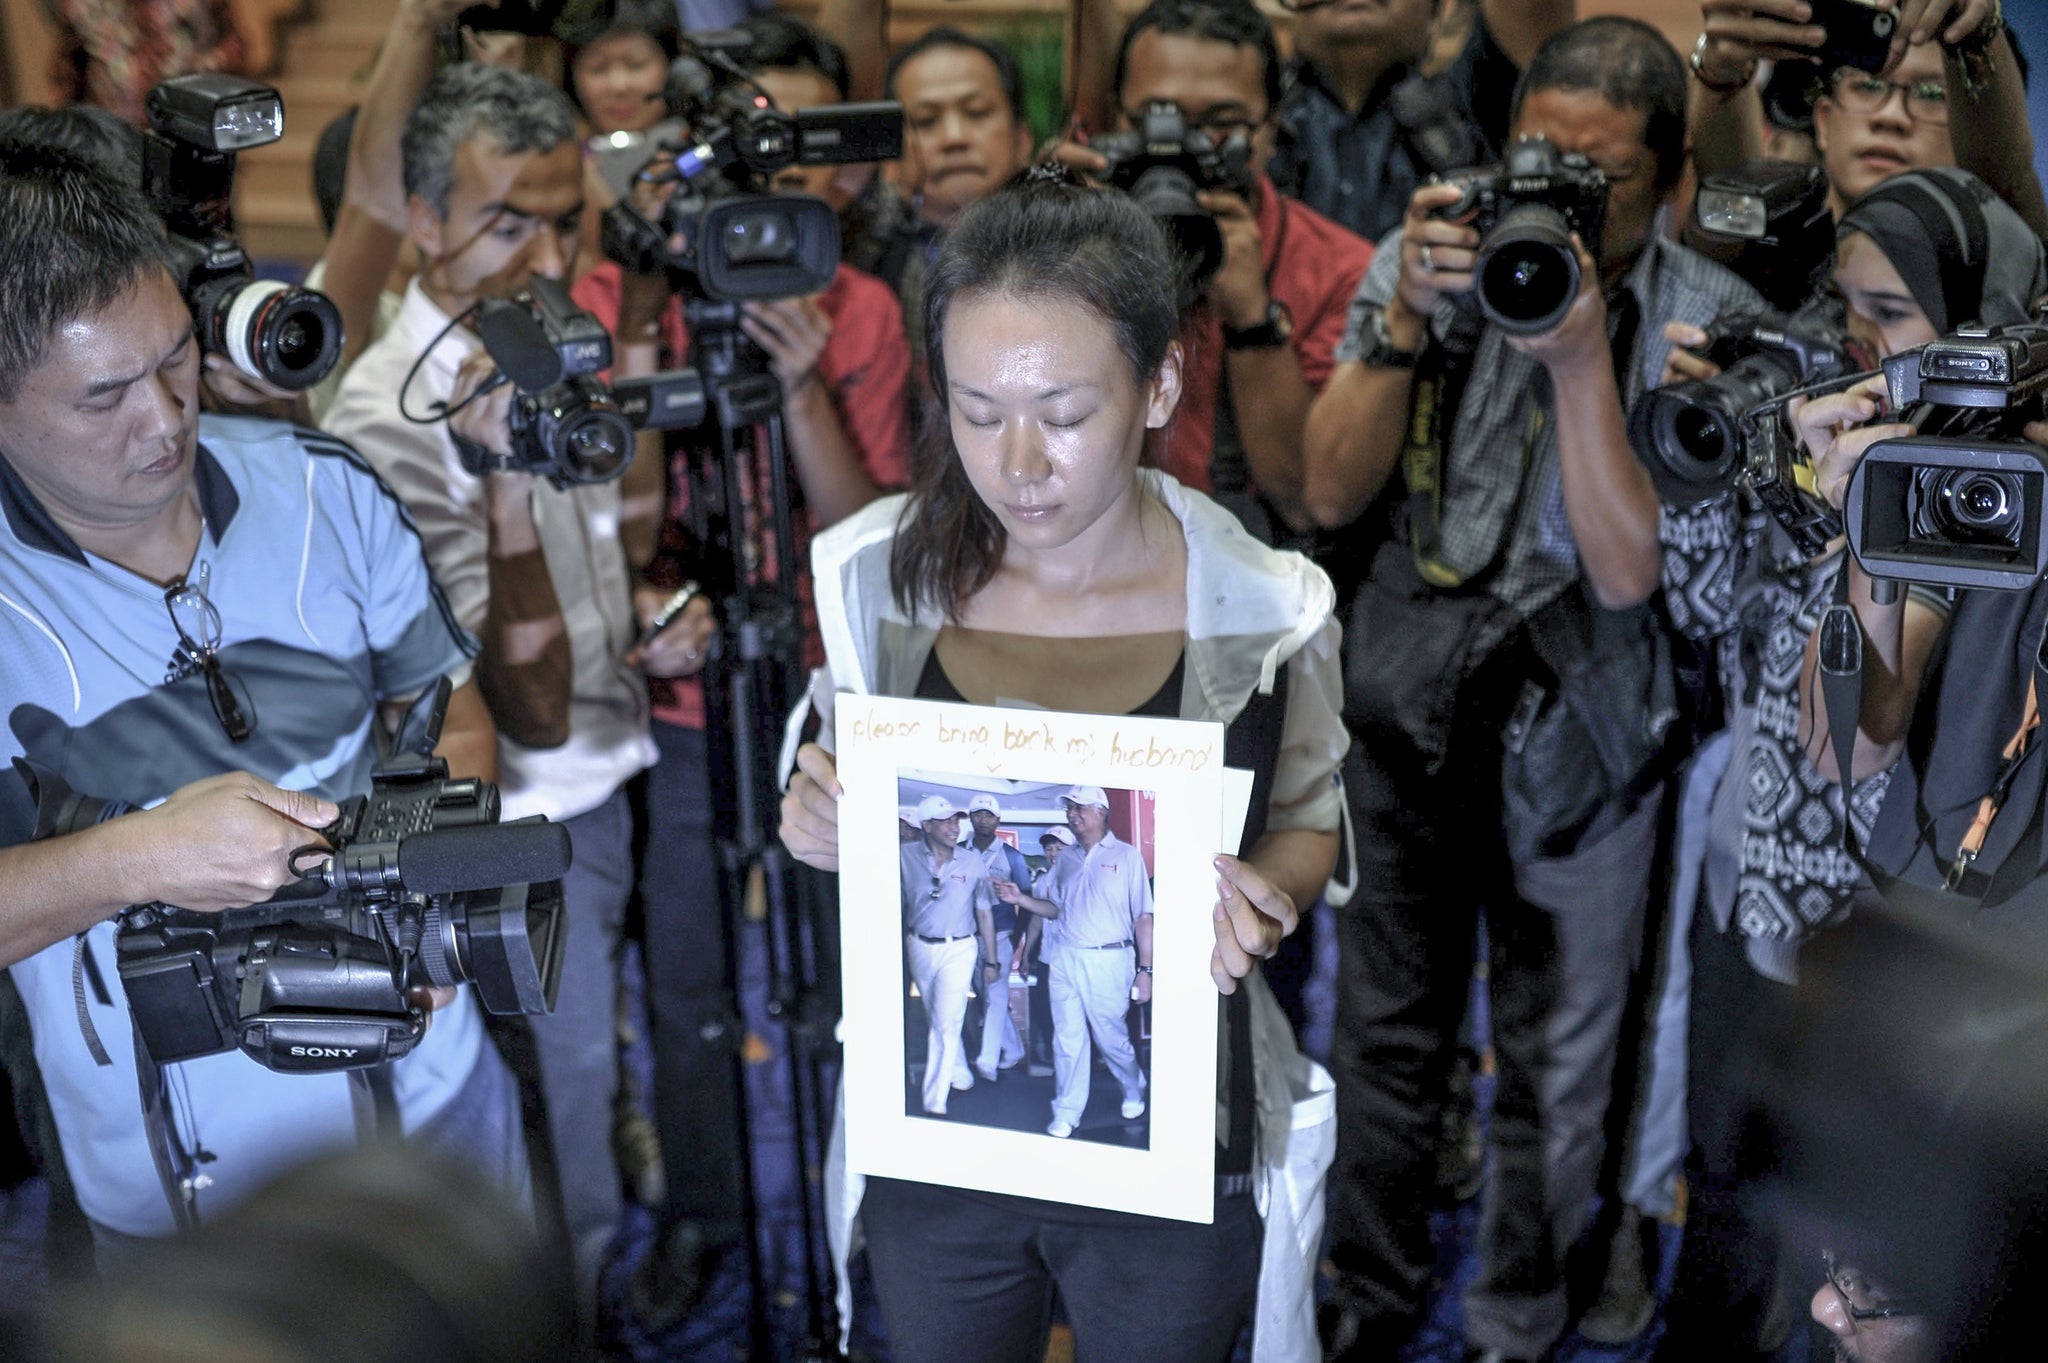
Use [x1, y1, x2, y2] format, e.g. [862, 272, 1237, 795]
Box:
[835, 693, 1229, 1223]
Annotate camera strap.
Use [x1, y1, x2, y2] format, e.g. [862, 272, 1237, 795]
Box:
[1401, 339, 1476, 587]
[131, 1019, 200, 1233]
[1945, 676, 2041, 892]
[71, 933, 113, 1069]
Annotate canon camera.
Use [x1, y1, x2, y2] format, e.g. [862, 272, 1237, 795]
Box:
[144, 74, 343, 392]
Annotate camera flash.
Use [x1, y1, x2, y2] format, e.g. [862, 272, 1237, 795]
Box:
[1697, 188, 1768, 240]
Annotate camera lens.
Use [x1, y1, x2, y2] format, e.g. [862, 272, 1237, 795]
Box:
[552, 404, 635, 484]
[1932, 470, 2023, 543]
[219, 280, 344, 391]
[723, 208, 799, 264]
[1126, 165, 1225, 288]
[1473, 203, 1579, 336]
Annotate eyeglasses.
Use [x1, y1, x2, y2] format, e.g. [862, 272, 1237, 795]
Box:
[929, 875, 943, 901]
[164, 564, 256, 743]
[1119, 104, 1264, 140]
[1822, 1250, 1912, 1323]
[1829, 67, 1950, 126]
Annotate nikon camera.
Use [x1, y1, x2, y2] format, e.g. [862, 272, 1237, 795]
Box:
[1845, 321, 2048, 592]
[1092, 101, 1257, 291]
[459, 276, 708, 487]
[144, 74, 343, 391]
[18, 681, 571, 1073]
[1432, 135, 1608, 336]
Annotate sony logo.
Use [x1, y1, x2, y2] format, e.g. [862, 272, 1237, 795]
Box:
[289, 1045, 360, 1058]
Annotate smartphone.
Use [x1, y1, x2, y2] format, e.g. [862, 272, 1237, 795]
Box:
[1809, 0, 1899, 74]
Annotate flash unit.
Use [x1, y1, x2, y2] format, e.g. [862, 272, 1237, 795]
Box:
[144, 73, 283, 153]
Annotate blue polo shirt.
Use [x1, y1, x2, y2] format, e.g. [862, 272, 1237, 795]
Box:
[0, 415, 485, 1237]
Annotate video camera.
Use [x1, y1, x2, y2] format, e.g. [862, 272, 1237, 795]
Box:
[1844, 322, 2048, 592]
[1091, 101, 1256, 290]
[1631, 303, 1858, 508]
[17, 680, 571, 1074]
[459, 277, 707, 487]
[1432, 135, 1608, 336]
[601, 29, 902, 303]
[144, 74, 343, 392]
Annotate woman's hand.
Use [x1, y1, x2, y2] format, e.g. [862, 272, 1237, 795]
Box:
[1814, 418, 1918, 512]
[1790, 373, 1891, 463]
[779, 743, 842, 871]
[1209, 852, 1298, 995]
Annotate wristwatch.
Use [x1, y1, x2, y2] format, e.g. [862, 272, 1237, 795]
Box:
[1357, 303, 1425, 370]
[1222, 299, 1294, 351]
[1690, 32, 1756, 95]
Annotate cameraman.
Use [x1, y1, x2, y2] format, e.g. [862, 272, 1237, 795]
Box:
[1797, 173, 2048, 917]
[569, 13, 912, 1324]
[322, 64, 663, 1319]
[1687, 0, 2045, 235]
[1051, 0, 1377, 542]
[1302, 19, 1763, 1362]
[0, 142, 521, 1249]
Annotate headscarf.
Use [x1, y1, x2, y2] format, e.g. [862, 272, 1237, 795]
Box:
[1837, 166, 2048, 332]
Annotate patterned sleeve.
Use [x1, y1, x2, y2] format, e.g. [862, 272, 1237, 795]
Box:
[1333, 226, 1407, 364]
[1657, 492, 1744, 643]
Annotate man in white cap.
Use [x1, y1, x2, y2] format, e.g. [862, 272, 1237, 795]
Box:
[964, 794, 1036, 1082]
[1022, 825, 1080, 1074]
[996, 786, 1152, 1137]
[900, 794, 997, 1116]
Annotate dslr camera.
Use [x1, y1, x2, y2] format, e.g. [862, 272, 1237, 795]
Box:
[460, 276, 708, 487]
[603, 29, 903, 303]
[1845, 322, 2048, 591]
[144, 74, 343, 392]
[1091, 100, 1257, 289]
[1433, 135, 1608, 336]
[18, 680, 571, 1073]
[1630, 303, 1857, 508]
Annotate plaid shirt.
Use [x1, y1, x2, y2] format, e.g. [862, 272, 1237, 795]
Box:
[1338, 221, 1763, 620]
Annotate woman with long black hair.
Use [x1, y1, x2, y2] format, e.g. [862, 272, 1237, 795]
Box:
[779, 174, 1348, 1361]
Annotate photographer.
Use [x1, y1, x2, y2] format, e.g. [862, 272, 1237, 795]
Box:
[321, 64, 662, 1319]
[1271, 0, 1573, 244]
[0, 142, 522, 1249]
[1687, 0, 2046, 236]
[1799, 172, 2048, 922]
[1051, 0, 1377, 544]
[1647, 164, 2045, 1360]
[1302, 19, 1764, 1361]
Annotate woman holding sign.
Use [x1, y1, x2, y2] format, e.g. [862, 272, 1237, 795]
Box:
[779, 173, 1348, 1363]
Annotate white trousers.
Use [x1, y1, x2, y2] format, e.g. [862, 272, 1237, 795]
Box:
[975, 930, 1025, 1075]
[1049, 944, 1144, 1126]
[905, 933, 977, 1114]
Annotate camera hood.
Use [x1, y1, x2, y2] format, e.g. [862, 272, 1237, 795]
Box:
[1847, 434, 2048, 592]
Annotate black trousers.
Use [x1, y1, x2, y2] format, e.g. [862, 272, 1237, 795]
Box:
[1652, 900, 1794, 1361]
[861, 1177, 1261, 1363]
[635, 722, 748, 1246]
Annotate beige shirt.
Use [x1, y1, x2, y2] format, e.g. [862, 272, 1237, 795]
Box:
[322, 279, 655, 820]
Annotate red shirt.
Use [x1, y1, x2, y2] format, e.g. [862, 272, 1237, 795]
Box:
[573, 261, 912, 728]
[1155, 178, 1376, 493]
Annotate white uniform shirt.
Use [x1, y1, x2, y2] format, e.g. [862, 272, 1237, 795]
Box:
[1046, 830, 1153, 948]
[900, 841, 992, 939]
[323, 279, 656, 821]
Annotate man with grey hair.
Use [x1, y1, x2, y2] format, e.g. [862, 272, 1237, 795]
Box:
[323, 62, 667, 1321]
[996, 786, 1152, 1138]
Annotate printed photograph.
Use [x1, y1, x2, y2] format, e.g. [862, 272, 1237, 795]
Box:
[895, 771, 1157, 1149]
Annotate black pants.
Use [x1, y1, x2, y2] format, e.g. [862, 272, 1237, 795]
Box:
[635, 722, 748, 1247]
[1653, 901, 1793, 1361]
[861, 1177, 1261, 1363]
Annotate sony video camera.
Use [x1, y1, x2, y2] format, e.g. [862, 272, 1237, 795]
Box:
[1091, 100, 1257, 290]
[18, 680, 571, 1074]
[144, 74, 343, 392]
[460, 276, 708, 487]
[1631, 303, 1858, 508]
[602, 29, 902, 303]
[1432, 135, 1609, 336]
[1844, 321, 2048, 591]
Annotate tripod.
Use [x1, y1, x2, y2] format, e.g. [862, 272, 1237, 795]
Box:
[671, 296, 842, 1360]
